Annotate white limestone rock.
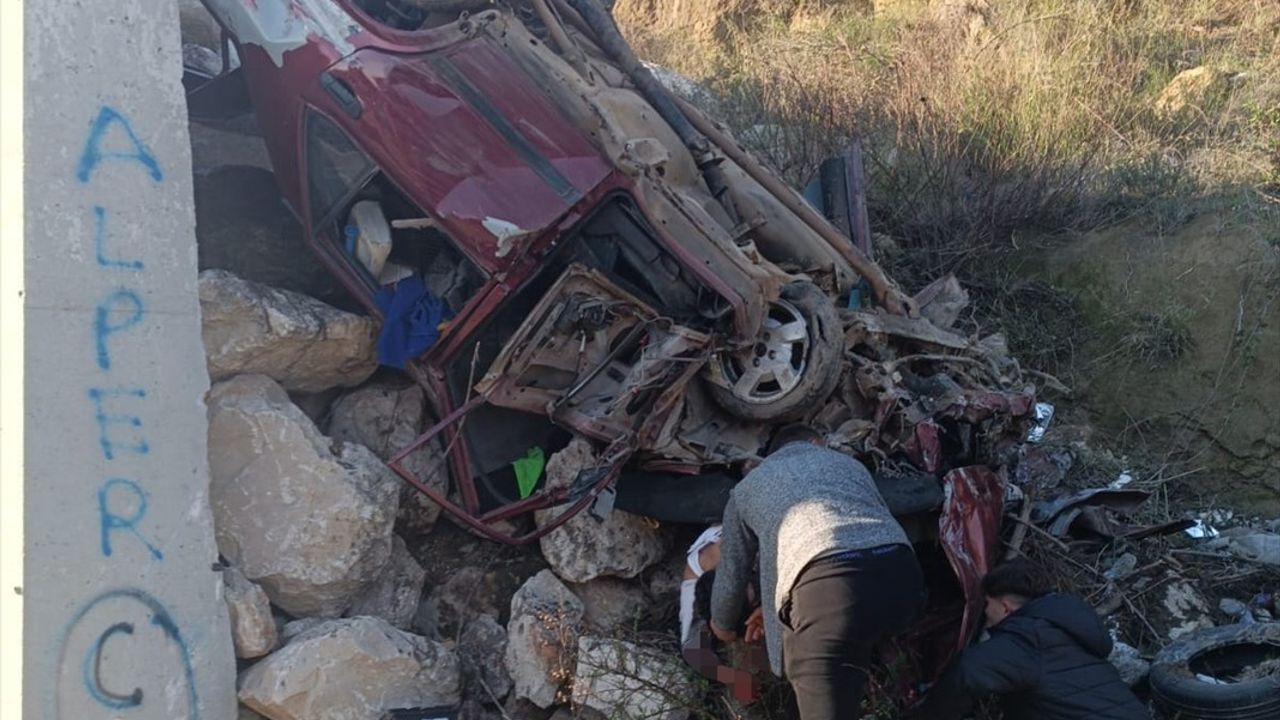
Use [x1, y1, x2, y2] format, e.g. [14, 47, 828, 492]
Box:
[504, 570, 584, 708]
[346, 535, 427, 630]
[534, 440, 667, 583]
[238, 616, 460, 720]
[200, 269, 377, 393]
[223, 566, 277, 659]
[571, 636, 696, 720]
[207, 374, 399, 617]
[328, 381, 447, 535]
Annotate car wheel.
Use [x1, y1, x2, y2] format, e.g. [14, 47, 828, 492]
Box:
[1150, 623, 1280, 720]
[704, 280, 844, 423]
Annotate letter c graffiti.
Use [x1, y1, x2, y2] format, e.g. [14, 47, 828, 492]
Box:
[82, 622, 143, 709]
[49, 589, 199, 720]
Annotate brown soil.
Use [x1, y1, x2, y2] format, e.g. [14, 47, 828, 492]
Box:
[1039, 209, 1280, 513]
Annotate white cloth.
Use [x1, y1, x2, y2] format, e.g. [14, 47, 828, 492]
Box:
[679, 578, 698, 643]
[686, 525, 723, 577]
[679, 525, 723, 642]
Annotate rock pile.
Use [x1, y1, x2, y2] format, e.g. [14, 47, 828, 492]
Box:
[198, 269, 689, 720]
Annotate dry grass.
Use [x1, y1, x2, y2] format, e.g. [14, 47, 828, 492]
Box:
[618, 0, 1280, 276]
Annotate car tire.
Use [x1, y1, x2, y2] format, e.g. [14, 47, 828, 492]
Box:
[705, 280, 844, 423]
[1150, 623, 1280, 720]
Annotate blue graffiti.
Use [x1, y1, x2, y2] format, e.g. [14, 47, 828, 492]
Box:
[87, 387, 149, 460]
[76, 106, 163, 184]
[93, 289, 144, 371]
[97, 478, 163, 561]
[93, 206, 144, 270]
[51, 589, 199, 720]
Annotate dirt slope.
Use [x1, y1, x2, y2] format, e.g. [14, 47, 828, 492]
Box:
[1044, 210, 1279, 511]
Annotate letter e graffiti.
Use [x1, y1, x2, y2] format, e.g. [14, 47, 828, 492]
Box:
[87, 387, 149, 460]
[98, 478, 163, 561]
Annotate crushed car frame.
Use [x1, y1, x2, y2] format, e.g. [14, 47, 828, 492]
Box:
[191, 0, 1039, 683]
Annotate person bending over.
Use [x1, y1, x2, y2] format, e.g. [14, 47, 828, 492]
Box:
[710, 424, 924, 720]
[910, 559, 1149, 720]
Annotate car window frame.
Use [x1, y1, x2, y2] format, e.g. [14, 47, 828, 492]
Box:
[303, 107, 379, 231]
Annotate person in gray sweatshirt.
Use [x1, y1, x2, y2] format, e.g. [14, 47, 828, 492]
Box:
[710, 424, 925, 720]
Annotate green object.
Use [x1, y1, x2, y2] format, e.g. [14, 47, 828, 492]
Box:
[512, 446, 546, 500]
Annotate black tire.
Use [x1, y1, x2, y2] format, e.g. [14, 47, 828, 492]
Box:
[1150, 623, 1280, 720]
[705, 280, 844, 423]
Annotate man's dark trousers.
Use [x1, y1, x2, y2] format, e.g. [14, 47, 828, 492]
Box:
[781, 543, 924, 720]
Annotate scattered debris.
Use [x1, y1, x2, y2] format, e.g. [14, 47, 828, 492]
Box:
[1151, 624, 1280, 718]
[1025, 402, 1055, 443]
[1104, 553, 1139, 582]
[1034, 488, 1193, 541]
[1162, 579, 1215, 640]
[1218, 597, 1253, 624]
[1185, 519, 1220, 539]
[1109, 470, 1134, 489]
[1211, 528, 1280, 566]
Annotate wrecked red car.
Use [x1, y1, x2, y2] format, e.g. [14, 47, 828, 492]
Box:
[190, 0, 1038, 686]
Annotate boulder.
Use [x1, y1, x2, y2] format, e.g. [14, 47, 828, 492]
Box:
[460, 699, 503, 720]
[207, 374, 400, 617]
[347, 535, 427, 630]
[645, 553, 686, 607]
[569, 578, 650, 633]
[223, 566, 278, 659]
[503, 696, 554, 720]
[239, 704, 270, 720]
[504, 570, 585, 708]
[550, 707, 607, 720]
[459, 614, 514, 703]
[328, 382, 447, 534]
[571, 636, 696, 720]
[426, 566, 506, 638]
[238, 616, 460, 720]
[535, 440, 667, 583]
[200, 269, 377, 393]
[1155, 66, 1230, 117]
[279, 617, 328, 644]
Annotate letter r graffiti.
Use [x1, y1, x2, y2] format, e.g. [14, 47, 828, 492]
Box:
[98, 478, 163, 561]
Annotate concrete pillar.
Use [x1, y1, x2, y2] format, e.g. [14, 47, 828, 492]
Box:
[21, 0, 236, 718]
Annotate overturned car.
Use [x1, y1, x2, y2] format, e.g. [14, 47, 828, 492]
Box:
[191, 0, 1038, 685]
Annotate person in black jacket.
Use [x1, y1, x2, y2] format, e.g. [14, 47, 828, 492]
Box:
[909, 559, 1149, 720]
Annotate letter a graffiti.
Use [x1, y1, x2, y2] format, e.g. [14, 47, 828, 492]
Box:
[76, 106, 163, 184]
